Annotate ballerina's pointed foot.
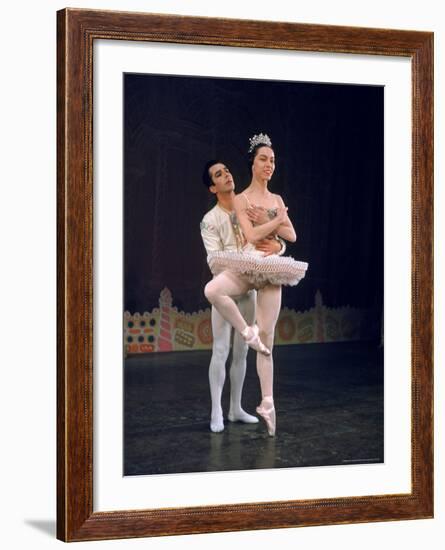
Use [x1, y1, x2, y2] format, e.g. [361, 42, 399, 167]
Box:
[241, 325, 270, 356]
[256, 397, 276, 437]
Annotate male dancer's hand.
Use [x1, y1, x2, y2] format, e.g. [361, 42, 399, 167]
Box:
[255, 237, 282, 256]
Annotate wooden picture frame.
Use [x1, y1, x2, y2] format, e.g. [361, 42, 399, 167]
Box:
[57, 8, 433, 542]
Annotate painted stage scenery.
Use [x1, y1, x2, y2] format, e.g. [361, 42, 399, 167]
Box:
[123, 73, 384, 476]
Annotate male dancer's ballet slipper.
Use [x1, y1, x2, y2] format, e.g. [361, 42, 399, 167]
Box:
[228, 409, 259, 424]
[241, 325, 270, 356]
[210, 413, 225, 433]
[256, 397, 276, 437]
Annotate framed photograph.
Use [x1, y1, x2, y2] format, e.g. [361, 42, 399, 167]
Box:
[57, 8, 433, 542]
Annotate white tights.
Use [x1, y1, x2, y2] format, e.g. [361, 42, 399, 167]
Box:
[208, 292, 257, 432]
[205, 272, 282, 405]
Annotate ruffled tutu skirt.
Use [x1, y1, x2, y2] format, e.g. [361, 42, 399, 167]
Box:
[208, 246, 308, 287]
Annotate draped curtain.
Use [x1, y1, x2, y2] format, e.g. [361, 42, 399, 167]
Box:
[124, 74, 383, 316]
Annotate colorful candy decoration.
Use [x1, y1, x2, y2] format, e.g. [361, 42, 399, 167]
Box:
[158, 288, 173, 352]
[197, 318, 213, 345]
[277, 315, 296, 342]
[174, 330, 195, 348]
[140, 344, 155, 353]
[124, 288, 380, 354]
[175, 317, 194, 334]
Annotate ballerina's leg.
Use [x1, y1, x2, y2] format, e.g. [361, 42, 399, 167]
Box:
[204, 271, 252, 334]
[205, 271, 270, 355]
[255, 284, 282, 436]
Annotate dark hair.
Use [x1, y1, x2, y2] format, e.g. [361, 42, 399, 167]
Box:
[247, 141, 274, 171]
[202, 159, 225, 189]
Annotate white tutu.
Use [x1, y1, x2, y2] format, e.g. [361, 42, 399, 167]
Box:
[208, 245, 308, 287]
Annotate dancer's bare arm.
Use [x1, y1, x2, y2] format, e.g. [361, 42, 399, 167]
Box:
[234, 194, 287, 244]
[256, 237, 282, 256]
[274, 194, 297, 242]
[246, 206, 287, 255]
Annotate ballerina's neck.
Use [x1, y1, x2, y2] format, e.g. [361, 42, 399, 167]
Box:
[250, 175, 270, 189]
[244, 185, 275, 207]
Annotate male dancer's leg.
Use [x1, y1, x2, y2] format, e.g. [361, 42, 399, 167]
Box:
[255, 284, 282, 436]
[209, 306, 231, 433]
[228, 290, 259, 424]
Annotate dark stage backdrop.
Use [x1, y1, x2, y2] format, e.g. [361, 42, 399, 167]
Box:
[124, 73, 383, 319]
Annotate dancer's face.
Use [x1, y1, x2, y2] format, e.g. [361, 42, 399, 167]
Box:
[252, 146, 275, 182]
[208, 163, 235, 194]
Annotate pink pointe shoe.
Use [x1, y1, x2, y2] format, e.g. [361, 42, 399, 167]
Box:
[256, 397, 276, 437]
[241, 325, 270, 356]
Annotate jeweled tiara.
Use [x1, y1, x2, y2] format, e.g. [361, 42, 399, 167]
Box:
[248, 133, 272, 153]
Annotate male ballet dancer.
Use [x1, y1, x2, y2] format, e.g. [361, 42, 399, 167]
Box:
[200, 160, 285, 432]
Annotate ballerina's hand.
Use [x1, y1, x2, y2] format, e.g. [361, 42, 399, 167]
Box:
[276, 206, 288, 223]
[246, 205, 269, 225]
[255, 237, 281, 256]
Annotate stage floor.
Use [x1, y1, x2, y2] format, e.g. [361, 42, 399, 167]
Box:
[124, 340, 383, 476]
